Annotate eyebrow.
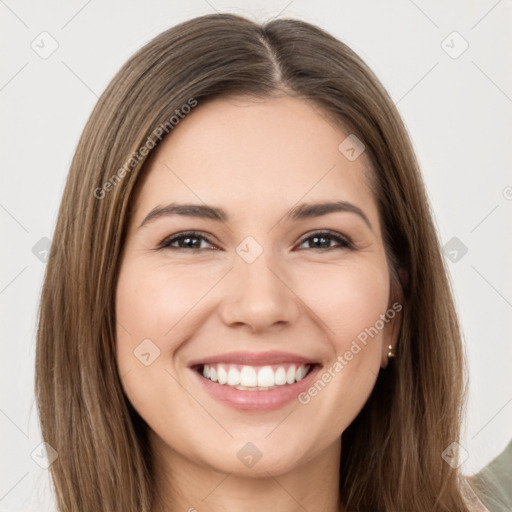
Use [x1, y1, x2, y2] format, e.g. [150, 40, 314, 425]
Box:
[138, 201, 373, 232]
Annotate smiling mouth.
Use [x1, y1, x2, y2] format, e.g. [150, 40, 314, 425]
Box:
[193, 363, 316, 391]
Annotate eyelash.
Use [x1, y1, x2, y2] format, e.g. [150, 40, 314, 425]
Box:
[158, 230, 354, 252]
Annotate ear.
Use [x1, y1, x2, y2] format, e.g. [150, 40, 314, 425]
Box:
[380, 270, 405, 368]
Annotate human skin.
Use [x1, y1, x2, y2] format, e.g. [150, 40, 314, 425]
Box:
[115, 94, 403, 512]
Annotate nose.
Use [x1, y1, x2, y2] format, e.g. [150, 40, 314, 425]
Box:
[218, 253, 301, 333]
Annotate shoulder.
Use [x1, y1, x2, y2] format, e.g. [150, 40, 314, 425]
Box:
[465, 439, 512, 512]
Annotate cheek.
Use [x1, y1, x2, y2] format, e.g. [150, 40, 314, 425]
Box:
[114, 258, 229, 420]
[300, 259, 390, 343]
[115, 259, 218, 355]
[114, 259, 211, 427]
[291, 262, 389, 433]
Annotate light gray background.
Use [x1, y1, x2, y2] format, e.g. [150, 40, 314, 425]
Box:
[1, 1, 511, 510]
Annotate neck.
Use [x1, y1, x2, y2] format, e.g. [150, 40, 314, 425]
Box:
[150, 433, 343, 512]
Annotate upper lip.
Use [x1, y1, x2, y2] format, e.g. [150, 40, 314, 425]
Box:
[188, 351, 318, 367]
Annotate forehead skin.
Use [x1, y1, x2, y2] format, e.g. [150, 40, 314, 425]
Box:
[126, 94, 381, 246]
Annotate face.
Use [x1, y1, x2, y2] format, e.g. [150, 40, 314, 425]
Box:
[115, 94, 402, 478]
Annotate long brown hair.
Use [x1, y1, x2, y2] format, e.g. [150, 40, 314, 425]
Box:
[36, 13, 473, 511]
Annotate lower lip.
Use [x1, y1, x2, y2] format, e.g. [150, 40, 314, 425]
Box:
[190, 365, 320, 412]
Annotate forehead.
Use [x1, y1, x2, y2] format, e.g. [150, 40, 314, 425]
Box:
[131, 95, 377, 227]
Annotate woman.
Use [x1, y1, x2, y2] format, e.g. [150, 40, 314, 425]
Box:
[35, 12, 489, 511]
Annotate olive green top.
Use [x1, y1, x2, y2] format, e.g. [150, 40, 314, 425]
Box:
[468, 439, 512, 512]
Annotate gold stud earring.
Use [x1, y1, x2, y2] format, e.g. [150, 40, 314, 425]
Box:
[387, 344, 395, 359]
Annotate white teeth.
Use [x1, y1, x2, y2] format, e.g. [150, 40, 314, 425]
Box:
[275, 366, 287, 385]
[257, 366, 274, 387]
[217, 366, 228, 385]
[286, 365, 296, 384]
[296, 365, 307, 381]
[240, 366, 257, 387]
[201, 363, 311, 389]
[227, 366, 240, 386]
